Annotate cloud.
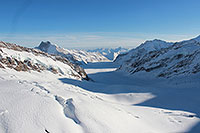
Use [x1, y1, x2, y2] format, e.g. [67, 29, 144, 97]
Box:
[0, 32, 198, 49]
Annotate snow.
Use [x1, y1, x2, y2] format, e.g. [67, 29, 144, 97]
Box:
[1, 37, 200, 132]
[115, 36, 200, 78]
[55, 96, 81, 124]
[87, 47, 129, 60]
[36, 41, 109, 65]
[138, 39, 173, 51]
[114, 39, 173, 64]
[192, 35, 200, 42]
[0, 61, 200, 133]
[0, 47, 81, 79]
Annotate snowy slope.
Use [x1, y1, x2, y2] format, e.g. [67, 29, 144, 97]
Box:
[36, 41, 109, 65]
[115, 36, 200, 78]
[0, 41, 89, 80]
[0, 61, 199, 133]
[87, 47, 128, 60]
[114, 39, 173, 64]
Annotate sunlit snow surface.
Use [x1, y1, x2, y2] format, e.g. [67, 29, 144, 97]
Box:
[0, 61, 200, 133]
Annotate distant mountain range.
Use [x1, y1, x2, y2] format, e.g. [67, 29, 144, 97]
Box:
[35, 41, 109, 65]
[35, 41, 129, 65]
[87, 47, 129, 60]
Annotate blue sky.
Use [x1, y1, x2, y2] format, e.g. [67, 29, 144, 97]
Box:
[0, 0, 200, 49]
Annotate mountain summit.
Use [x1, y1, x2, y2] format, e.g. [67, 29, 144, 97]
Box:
[37, 41, 59, 54]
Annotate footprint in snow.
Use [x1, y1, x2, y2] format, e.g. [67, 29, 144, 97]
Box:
[163, 110, 197, 118]
[0, 110, 8, 115]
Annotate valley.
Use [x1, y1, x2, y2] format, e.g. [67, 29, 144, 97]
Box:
[0, 36, 200, 133]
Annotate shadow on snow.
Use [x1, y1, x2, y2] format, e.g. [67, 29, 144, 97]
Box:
[60, 62, 200, 132]
[82, 62, 119, 69]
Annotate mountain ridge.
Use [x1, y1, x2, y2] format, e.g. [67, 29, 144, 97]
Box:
[0, 41, 89, 80]
[115, 36, 200, 79]
[36, 41, 109, 65]
[87, 47, 128, 60]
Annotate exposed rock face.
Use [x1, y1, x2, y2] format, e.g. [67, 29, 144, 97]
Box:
[36, 41, 52, 53]
[115, 36, 200, 78]
[0, 62, 4, 69]
[0, 41, 89, 80]
[54, 56, 89, 80]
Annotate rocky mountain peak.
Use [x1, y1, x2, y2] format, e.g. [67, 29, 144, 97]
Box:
[37, 41, 59, 54]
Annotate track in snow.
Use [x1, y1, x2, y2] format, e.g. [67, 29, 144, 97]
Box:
[59, 61, 200, 132]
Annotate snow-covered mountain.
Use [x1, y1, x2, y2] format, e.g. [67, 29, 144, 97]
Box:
[115, 39, 173, 64]
[87, 47, 128, 60]
[115, 36, 200, 78]
[0, 41, 89, 80]
[36, 41, 109, 65]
